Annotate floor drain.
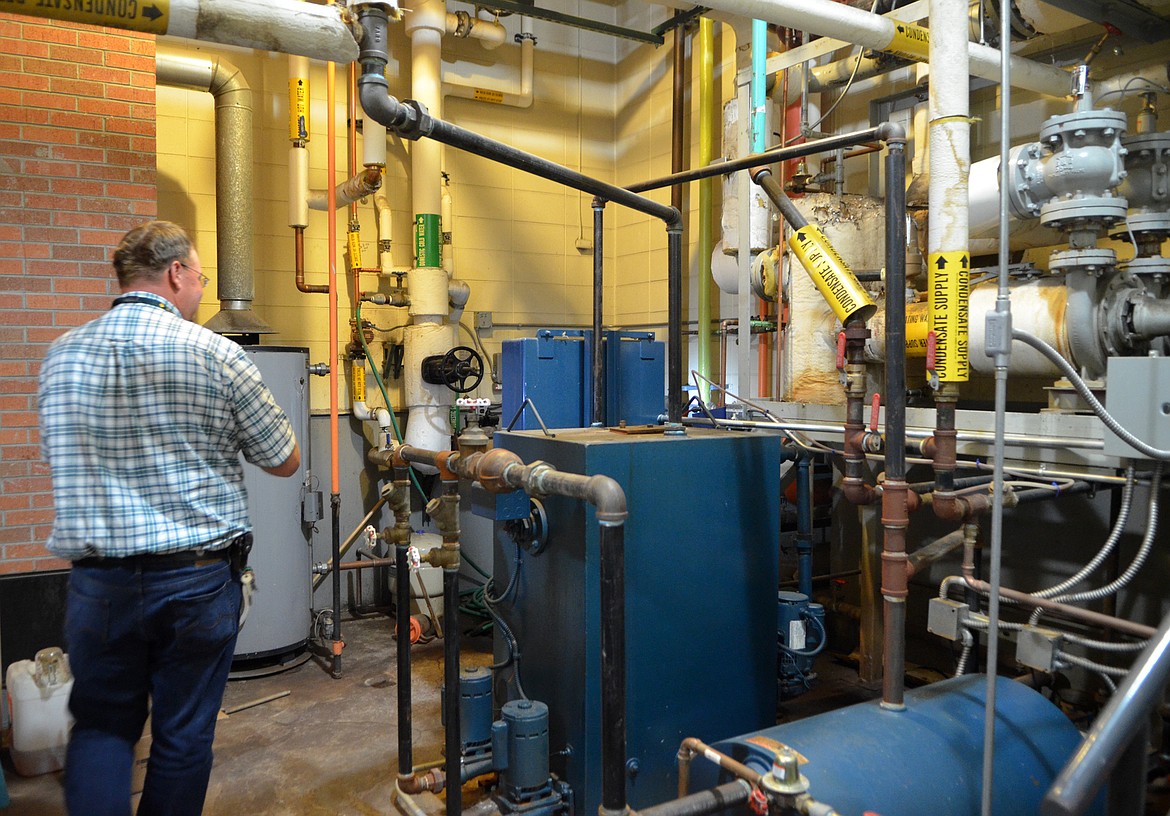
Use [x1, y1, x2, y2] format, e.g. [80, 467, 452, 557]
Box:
[364, 675, 393, 688]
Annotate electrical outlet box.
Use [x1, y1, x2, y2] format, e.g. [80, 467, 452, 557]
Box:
[927, 598, 969, 641]
[475, 311, 493, 330]
[1016, 625, 1064, 673]
[1104, 356, 1170, 458]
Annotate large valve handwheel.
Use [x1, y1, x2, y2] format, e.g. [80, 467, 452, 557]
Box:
[421, 346, 484, 393]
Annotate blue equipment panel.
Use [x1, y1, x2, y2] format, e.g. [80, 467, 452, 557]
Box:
[502, 330, 593, 430]
[491, 428, 781, 816]
[501, 330, 665, 429]
[605, 331, 665, 426]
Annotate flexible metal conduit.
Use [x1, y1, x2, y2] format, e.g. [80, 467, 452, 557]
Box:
[354, 4, 683, 421]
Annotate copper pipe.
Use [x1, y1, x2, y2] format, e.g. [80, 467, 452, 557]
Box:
[678, 737, 762, 788]
[949, 529, 1157, 640]
[294, 226, 329, 294]
[337, 557, 396, 570]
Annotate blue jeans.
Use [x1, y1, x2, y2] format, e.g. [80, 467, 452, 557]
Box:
[64, 560, 240, 816]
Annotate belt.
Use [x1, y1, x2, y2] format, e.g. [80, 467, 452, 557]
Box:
[75, 548, 232, 570]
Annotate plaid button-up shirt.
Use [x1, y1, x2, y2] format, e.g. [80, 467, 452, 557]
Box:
[39, 291, 297, 560]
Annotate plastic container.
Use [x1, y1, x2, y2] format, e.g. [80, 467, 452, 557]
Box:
[5, 647, 74, 776]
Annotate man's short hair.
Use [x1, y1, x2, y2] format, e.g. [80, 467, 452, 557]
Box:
[112, 220, 193, 287]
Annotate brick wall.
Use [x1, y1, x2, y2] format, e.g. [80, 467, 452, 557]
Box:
[0, 14, 156, 574]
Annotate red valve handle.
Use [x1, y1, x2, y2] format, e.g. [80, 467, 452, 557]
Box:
[870, 393, 881, 432]
[836, 332, 846, 371]
[926, 331, 937, 372]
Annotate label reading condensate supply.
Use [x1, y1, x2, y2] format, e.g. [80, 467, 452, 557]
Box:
[0, 0, 170, 34]
[886, 22, 931, 61]
[289, 78, 309, 141]
[928, 251, 970, 382]
[351, 362, 366, 405]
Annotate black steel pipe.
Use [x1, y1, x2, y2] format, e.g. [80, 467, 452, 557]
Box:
[884, 143, 907, 484]
[635, 781, 752, 816]
[625, 124, 894, 194]
[443, 568, 462, 816]
[331, 493, 342, 678]
[749, 166, 807, 231]
[599, 521, 627, 814]
[397, 541, 413, 776]
[667, 227, 684, 423]
[593, 199, 606, 426]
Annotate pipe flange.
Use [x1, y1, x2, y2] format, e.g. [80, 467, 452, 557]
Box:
[1049, 246, 1117, 276]
[1039, 109, 1128, 145]
[1120, 255, 1170, 278]
[1040, 196, 1128, 231]
[1100, 273, 1149, 357]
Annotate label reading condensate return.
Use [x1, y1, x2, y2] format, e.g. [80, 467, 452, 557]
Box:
[0, 0, 170, 34]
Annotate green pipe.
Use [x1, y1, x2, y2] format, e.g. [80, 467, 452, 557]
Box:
[698, 17, 715, 403]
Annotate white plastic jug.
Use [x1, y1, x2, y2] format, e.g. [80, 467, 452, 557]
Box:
[5, 647, 74, 776]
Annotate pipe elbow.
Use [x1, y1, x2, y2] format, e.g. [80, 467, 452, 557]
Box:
[842, 479, 878, 506]
[588, 475, 627, 523]
[877, 121, 907, 144]
[471, 448, 525, 493]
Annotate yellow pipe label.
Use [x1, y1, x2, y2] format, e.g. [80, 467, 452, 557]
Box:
[472, 88, 505, 104]
[928, 251, 970, 382]
[788, 225, 876, 325]
[347, 229, 362, 270]
[289, 78, 309, 141]
[0, 0, 170, 33]
[350, 360, 366, 405]
[885, 22, 931, 61]
[903, 300, 930, 357]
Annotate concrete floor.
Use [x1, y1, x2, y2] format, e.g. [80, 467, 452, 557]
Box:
[3, 616, 493, 816]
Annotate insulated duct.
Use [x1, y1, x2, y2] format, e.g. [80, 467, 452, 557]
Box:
[156, 48, 272, 335]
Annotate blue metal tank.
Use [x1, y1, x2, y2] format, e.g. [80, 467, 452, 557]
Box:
[694, 675, 1101, 816]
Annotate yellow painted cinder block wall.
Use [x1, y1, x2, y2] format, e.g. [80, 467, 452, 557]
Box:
[155, 8, 741, 414]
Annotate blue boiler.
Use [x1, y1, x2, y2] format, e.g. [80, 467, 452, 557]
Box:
[492, 428, 782, 816]
[693, 674, 1101, 816]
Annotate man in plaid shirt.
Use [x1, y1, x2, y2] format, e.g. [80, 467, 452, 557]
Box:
[39, 220, 300, 816]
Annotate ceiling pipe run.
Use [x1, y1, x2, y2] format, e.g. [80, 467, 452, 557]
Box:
[698, 0, 1073, 98]
[156, 48, 273, 335]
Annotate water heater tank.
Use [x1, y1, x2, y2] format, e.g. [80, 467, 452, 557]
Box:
[234, 346, 312, 663]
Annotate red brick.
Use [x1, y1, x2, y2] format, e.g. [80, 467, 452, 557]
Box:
[4, 540, 55, 559]
[0, 207, 52, 224]
[54, 273, 113, 293]
[52, 211, 106, 228]
[0, 461, 33, 478]
[1, 445, 43, 462]
[0, 428, 29, 445]
[49, 145, 105, 163]
[79, 65, 129, 85]
[11, 40, 50, 59]
[104, 84, 153, 104]
[0, 495, 31, 511]
[77, 30, 128, 51]
[0, 19, 20, 38]
[0, 416, 39, 435]
[0, 361, 27, 376]
[23, 226, 79, 244]
[47, 45, 103, 66]
[21, 90, 76, 110]
[105, 118, 154, 137]
[0, 104, 51, 124]
[77, 97, 132, 118]
[34, 557, 72, 572]
[23, 25, 78, 46]
[78, 195, 132, 214]
[23, 160, 79, 178]
[22, 125, 77, 145]
[48, 77, 98, 98]
[79, 131, 130, 150]
[106, 51, 151, 71]
[55, 310, 100, 327]
[22, 54, 77, 76]
[0, 174, 50, 193]
[22, 194, 79, 211]
[78, 164, 132, 182]
[0, 559, 40, 576]
[48, 111, 105, 131]
[50, 178, 106, 197]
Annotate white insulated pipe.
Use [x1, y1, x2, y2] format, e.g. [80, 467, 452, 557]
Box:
[446, 10, 507, 49]
[404, 0, 456, 466]
[927, 0, 970, 260]
[698, 0, 1072, 98]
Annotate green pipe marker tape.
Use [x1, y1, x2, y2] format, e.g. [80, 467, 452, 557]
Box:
[415, 213, 442, 268]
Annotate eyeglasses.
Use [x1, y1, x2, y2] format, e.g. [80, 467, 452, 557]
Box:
[179, 262, 210, 288]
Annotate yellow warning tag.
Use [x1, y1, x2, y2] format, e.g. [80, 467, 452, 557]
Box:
[885, 22, 931, 61]
[351, 361, 367, 405]
[0, 0, 170, 35]
[928, 251, 970, 383]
